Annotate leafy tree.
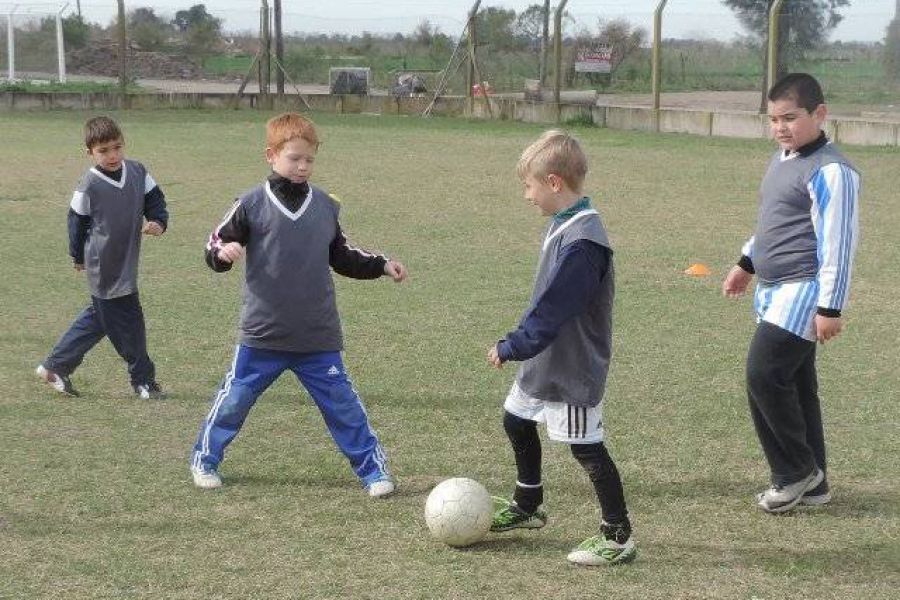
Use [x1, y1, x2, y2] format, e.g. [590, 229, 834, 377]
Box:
[474, 7, 521, 52]
[172, 4, 222, 60]
[63, 15, 91, 49]
[596, 19, 646, 75]
[413, 20, 438, 46]
[129, 7, 170, 51]
[172, 4, 220, 33]
[37, 14, 91, 50]
[722, 0, 850, 69]
[515, 4, 546, 50]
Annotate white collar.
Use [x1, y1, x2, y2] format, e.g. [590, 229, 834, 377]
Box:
[543, 209, 598, 251]
[265, 180, 313, 221]
[90, 162, 127, 189]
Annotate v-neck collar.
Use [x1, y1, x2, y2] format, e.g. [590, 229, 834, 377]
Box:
[265, 180, 313, 221]
[543, 208, 599, 251]
[90, 162, 127, 189]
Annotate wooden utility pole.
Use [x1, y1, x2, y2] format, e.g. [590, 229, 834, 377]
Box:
[76, 0, 82, 19]
[117, 0, 127, 99]
[466, 10, 476, 113]
[274, 0, 284, 95]
[539, 0, 550, 85]
[260, 0, 271, 102]
[763, 0, 787, 112]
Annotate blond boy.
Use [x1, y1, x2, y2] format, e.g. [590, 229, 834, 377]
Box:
[488, 130, 636, 566]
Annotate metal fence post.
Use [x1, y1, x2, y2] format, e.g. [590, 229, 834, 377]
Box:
[651, 1, 669, 131]
[554, 0, 569, 122]
[766, 0, 787, 95]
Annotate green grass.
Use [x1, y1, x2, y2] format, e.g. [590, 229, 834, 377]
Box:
[0, 81, 142, 93]
[201, 55, 256, 77]
[0, 111, 898, 599]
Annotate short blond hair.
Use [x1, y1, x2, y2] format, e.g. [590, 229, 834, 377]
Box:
[516, 129, 587, 192]
[266, 112, 320, 152]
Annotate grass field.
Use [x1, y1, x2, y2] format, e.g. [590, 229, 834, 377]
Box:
[0, 111, 898, 599]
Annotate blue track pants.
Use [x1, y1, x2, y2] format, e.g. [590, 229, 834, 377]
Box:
[190, 345, 390, 487]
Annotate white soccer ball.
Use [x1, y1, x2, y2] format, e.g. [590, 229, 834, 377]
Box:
[424, 477, 493, 547]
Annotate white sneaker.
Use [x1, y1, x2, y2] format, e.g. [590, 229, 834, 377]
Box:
[567, 536, 637, 566]
[367, 479, 395, 498]
[35, 365, 80, 397]
[800, 490, 833, 506]
[800, 478, 832, 506]
[756, 469, 824, 513]
[192, 468, 223, 489]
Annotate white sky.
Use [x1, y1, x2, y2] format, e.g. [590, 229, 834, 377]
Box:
[5, 1, 897, 42]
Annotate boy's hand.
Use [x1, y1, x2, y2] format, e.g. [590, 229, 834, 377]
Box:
[142, 221, 165, 236]
[487, 345, 504, 369]
[217, 242, 245, 264]
[74, 263, 85, 272]
[722, 265, 753, 298]
[384, 260, 408, 283]
[815, 315, 843, 343]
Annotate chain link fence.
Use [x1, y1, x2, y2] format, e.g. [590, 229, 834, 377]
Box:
[1, 9, 64, 78]
[2, 2, 897, 117]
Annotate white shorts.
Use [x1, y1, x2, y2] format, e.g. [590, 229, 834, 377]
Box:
[504, 381, 605, 444]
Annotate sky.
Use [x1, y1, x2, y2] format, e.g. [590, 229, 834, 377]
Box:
[6, 1, 898, 42]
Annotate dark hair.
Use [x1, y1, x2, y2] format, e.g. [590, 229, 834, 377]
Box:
[767, 73, 825, 113]
[84, 116, 123, 149]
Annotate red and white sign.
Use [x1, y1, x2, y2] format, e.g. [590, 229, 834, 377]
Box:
[575, 47, 613, 73]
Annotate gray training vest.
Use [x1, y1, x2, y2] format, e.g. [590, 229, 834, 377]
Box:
[77, 159, 150, 299]
[516, 210, 614, 408]
[753, 143, 856, 284]
[237, 182, 344, 353]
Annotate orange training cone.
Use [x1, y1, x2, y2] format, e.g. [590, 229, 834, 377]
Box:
[684, 263, 712, 276]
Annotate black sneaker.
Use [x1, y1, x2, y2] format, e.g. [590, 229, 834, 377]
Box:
[35, 365, 80, 397]
[133, 381, 166, 400]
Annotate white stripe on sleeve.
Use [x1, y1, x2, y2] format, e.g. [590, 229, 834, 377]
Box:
[70, 191, 89, 215]
[144, 172, 157, 194]
[205, 200, 242, 252]
[808, 163, 860, 310]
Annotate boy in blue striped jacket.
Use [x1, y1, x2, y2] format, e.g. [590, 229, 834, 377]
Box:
[723, 73, 860, 513]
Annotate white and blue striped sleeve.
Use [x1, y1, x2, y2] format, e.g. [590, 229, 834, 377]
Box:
[808, 162, 860, 312]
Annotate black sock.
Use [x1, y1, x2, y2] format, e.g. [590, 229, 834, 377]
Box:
[513, 483, 543, 514]
[600, 520, 632, 543]
[571, 442, 630, 527]
[503, 411, 542, 512]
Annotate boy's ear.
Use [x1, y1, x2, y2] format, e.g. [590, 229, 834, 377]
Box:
[546, 173, 564, 192]
[812, 103, 827, 122]
[264, 147, 276, 163]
